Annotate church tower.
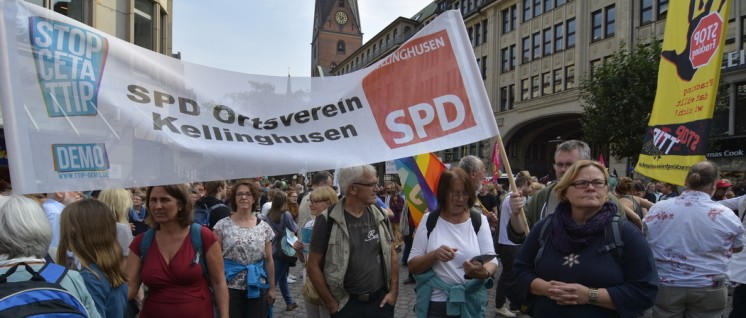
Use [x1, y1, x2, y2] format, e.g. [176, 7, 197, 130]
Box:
[311, 0, 363, 77]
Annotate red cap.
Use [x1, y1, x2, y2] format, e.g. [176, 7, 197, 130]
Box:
[716, 180, 733, 188]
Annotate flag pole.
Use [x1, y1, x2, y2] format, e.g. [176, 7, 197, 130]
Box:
[494, 136, 530, 234]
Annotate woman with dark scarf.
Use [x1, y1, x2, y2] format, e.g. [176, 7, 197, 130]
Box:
[512, 160, 658, 318]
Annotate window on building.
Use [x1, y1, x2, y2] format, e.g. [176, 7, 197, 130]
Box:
[500, 86, 509, 111]
[556, 0, 566, 6]
[606, 5, 616, 37]
[502, 8, 511, 33]
[523, 0, 531, 22]
[481, 56, 488, 79]
[533, 0, 542, 17]
[373, 44, 377, 54]
[590, 59, 603, 79]
[742, 17, 746, 49]
[501, 47, 510, 72]
[522, 36, 531, 63]
[510, 44, 517, 70]
[53, 0, 87, 23]
[522, 78, 530, 100]
[736, 83, 746, 135]
[543, 27, 552, 55]
[565, 65, 575, 89]
[134, 0, 154, 50]
[553, 69, 563, 93]
[658, 0, 668, 20]
[501, 7, 513, 34]
[641, 0, 653, 25]
[508, 84, 515, 109]
[386, 34, 391, 46]
[532, 75, 540, 98]
[725, 17, 736, 52]
[592, 9, 603, 42]
[468, 26, 474, 43]
[159, 9, 168, 54]
[393, 29, 399, 43]
[544, 0, 553, 11]
[510, 5, 517, 31]
[542, 72, 552, 95]
[533, 32, 541, 59]
[339, 0, 344, 7]
[474, 23, 481, 45]
[483, 20, 488, 44]
[337, 40, 346, 54]
[567, 18, 576, 48]
[555, 23, 564, 52]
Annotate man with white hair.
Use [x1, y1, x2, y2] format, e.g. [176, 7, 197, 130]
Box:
[42, 191, 80, 253]
[306, 164, 398, 317]
[459, 155, 498, 234]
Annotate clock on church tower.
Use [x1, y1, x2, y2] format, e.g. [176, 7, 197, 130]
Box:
[311, 0, 362, 77]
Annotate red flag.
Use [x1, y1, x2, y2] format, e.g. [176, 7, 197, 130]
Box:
[491, 142, 501, 178]
[599, 152, 606, 167]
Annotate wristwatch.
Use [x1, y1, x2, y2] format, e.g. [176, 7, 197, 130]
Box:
[588, 287, 599, 305]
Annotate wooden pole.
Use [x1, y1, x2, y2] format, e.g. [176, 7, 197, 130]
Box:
[494, 136, 530, 234]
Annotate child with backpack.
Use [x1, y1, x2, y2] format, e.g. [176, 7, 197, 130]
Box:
[0, 194, 100, 318]
[57, 199, 128, 318]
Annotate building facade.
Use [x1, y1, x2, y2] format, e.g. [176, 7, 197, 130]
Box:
[330, 0, 746, 183]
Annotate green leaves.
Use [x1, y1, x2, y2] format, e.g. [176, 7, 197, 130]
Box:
[580, 40, 662, 161]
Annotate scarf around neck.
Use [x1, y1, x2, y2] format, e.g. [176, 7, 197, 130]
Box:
[549, 201, 615, 255]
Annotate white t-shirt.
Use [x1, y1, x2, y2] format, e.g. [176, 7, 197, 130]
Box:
[497, 192, 521, 246]
[260, 201, 272, 216]
[408, 212, 498, 301]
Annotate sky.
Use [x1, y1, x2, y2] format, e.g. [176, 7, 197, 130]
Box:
[172, 1, 434, 78]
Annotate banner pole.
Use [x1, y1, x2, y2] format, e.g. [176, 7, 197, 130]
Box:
[495, 136, 530, 234]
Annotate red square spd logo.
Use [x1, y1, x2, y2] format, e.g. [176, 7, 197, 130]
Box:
[363, 30, 476, 149]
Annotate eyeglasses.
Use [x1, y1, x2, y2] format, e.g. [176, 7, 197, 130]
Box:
[449, 192, 470, 200]
[236, 192, 253, 198]
[553, 162, 574, 169]
[570, 180, 607, 189]
[353, 181, 380, 188]
[310, 199, 330, 204]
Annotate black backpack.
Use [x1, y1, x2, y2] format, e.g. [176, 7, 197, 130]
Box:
[193, 203, 227, 226]
[425, 208, 482, 238]
[0, 262, 89, 317]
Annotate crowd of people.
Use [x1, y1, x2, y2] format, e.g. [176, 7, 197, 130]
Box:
[1, 139, 746, 318]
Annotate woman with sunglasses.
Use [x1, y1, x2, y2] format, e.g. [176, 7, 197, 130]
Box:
[213, 180, 276, 318]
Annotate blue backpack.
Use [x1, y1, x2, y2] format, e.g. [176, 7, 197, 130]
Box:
[0, 262, 89, 317]
[140, 223, 208, 278]
[193, 203, 227, 226]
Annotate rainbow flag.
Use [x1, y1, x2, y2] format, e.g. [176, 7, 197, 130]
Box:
[395, 153, 446, 227]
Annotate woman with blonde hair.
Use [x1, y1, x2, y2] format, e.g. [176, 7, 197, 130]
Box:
[57, 199, 128, 318]
[97, 189, 135, 261]
[293, 186, 338, 318]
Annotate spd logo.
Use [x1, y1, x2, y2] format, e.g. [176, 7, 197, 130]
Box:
[363, 30, 476, 149]
[29, 17, 108, 117]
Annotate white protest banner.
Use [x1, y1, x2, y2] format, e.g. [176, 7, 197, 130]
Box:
[0, 0, 499, 194]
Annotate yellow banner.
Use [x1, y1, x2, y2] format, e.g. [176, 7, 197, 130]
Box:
[635, 0, 730, 185]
